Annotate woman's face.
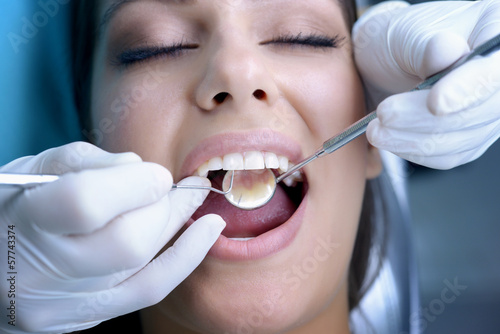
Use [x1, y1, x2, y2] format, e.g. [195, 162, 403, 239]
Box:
[91, 0, 381, 332]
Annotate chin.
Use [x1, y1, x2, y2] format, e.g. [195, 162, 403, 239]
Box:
[159, 261, 346, 334]
[145, 131, 366, 333]
[154, 180, 358, 334]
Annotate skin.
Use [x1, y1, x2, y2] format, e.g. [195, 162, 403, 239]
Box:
[91, 0, 382, 333]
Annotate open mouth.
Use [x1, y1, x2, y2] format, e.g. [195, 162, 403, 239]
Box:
[191, 151, 307, 240]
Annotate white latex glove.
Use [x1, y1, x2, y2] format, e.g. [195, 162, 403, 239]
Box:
[353, 0, 500, 169]
[0, 142, 225, 333]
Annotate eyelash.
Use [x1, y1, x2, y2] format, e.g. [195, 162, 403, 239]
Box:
[115, 42, 198, 67]
[114, 33, 343, 67]
[262, 33, 344, 49]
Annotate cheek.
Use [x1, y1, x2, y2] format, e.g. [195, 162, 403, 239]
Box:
[288, 55, 367, 245]
[278, 56, 365, 143]
[90, 68, 188, 166]
[311, 71, 365, 140]
[292, 56, 368, 311]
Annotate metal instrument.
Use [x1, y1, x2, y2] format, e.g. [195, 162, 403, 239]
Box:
[2, 33, 500, 210]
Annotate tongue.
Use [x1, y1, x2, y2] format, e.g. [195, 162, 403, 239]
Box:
[192, 172, 297, 238]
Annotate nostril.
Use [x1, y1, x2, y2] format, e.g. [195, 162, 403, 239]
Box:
[213, 92, 229, 104]
[253, 89, 266, 100]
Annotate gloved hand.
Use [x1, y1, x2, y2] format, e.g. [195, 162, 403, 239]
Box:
[353, 0, 500, 169]
[0, 142, 225, 333]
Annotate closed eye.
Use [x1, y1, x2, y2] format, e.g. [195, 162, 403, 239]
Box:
[113, 43, 198, 67]
[262, 33, 345, 49]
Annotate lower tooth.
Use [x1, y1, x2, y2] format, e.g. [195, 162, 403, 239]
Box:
[283, 171, 303, 187]
[229, 237, 255, 241]
[283, 177, 296, 188]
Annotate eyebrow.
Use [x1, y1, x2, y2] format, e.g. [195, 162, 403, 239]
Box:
[100, 0, 134, 30]
[100, 0, 197, 30]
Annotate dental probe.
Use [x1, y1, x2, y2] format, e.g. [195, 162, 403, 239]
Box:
[0, 170, 235, 194]
[0, 173, 60, 188]
[1, 33, 500, 210]
[276, 32, 500, 184]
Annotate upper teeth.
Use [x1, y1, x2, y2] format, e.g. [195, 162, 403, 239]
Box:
[194, 151, 303, 187]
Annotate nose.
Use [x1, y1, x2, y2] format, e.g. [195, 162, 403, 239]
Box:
[195, 37, 279, 111]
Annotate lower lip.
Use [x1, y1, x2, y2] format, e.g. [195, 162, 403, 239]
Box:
[206, 194, 307, 261]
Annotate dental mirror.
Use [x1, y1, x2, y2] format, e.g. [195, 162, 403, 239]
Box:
[2, 34, 499, 211]
[222, 169, 277, 210]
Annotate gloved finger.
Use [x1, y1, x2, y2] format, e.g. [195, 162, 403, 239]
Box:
[64, 176, 211, 276]
[428, 51, 500, 115]
[14, 162, 172, 235]
[418, 31, 470, 81]
[356, 2, 477, 94]
[97, 214, 225, 318]
[469, 0, 500, 48]
[61, 195, 174, 277]
[375, 90, 499, 133]
[353, 2, 415, 95]
[389, 2, 478, 80]
[0, 142, 141, 174]
[165, 176, 212, 235]
[13, 298, 103, 334]
[367, 119, 500, 169]
[400, 144, 493, 170]
[368, 121, 495, 156]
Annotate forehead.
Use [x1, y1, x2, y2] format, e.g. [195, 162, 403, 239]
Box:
[99, 0, 347, 28]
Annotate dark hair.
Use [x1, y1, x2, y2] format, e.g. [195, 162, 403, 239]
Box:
[339, 0, 358, 34]
[71, 0, 385, 311]
[71, 1, 98, 133]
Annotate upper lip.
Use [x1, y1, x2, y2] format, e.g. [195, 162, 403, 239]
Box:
[180, 129, 304, 178]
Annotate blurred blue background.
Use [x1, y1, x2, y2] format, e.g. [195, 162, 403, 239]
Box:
[0, 1, 80, 165]
[1, 1, 499, 333]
